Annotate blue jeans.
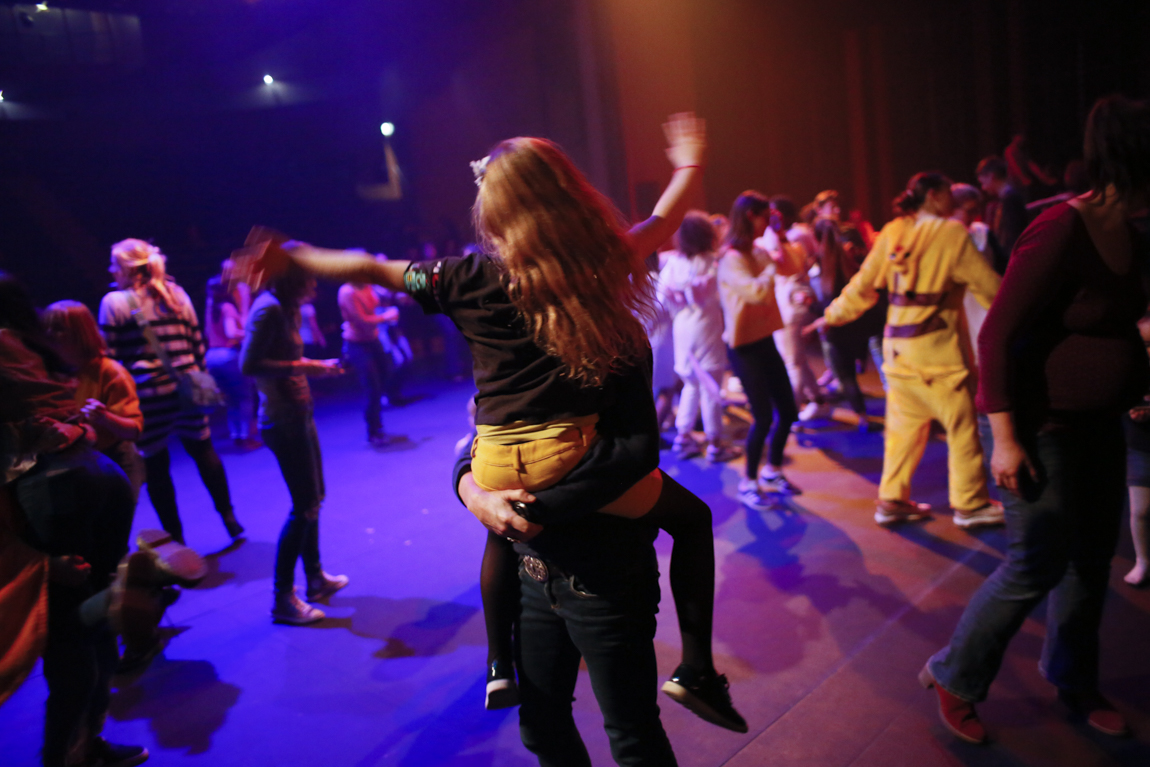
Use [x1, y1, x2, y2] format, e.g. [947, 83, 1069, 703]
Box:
[344, 339, 389, 439]
[262, 416, 325, 593]
[516, 560, 676, 767]
[205, 346, 251, 440]
[928, 416, 1125, 701]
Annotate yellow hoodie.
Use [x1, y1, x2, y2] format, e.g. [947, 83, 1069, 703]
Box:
[824, 213, 1000, 379]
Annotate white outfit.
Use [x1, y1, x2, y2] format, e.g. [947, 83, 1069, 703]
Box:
[961, 222, 994, 368]
[755, 229, 820, 404]
[659, 251, 726, 441]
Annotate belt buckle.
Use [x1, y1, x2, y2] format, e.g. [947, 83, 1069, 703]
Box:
[522, 555, 549, 582]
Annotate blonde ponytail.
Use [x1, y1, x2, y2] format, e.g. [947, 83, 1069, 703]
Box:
[111, 238, 183, 311]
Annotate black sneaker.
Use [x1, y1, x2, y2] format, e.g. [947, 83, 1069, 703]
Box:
[485, 658, 520, 710]
[661, 663, 747, 733]
[85, 737, 149, 766]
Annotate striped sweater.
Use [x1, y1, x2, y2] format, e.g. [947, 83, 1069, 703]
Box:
[98, 285, 207, 402]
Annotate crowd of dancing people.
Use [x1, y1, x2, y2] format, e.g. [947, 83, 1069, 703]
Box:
[2, 93, 1150, 766]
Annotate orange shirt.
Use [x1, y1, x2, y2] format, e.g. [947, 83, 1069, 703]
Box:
[74, 357, 144, 450]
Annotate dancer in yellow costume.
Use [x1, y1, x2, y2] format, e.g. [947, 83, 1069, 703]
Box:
[806, 173, 1004, 527]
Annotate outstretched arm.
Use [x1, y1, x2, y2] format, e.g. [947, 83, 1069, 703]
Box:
[628, 113, 707, 263]
[286, 246, 411, 293]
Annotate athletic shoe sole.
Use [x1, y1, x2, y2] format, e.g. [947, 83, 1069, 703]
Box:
[485, 679, 520, 709]
[952, 508, 1005, 529]
[306, 579, 349, 603]
[661, 680, 749, 733]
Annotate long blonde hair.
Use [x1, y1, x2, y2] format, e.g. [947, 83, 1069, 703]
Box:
[110, 238, 183, 311]
[473, 137, 653, 387]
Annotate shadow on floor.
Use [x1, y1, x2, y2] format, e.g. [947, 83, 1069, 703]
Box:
[110, 657, 240, 755]
[312, 592, 483, 662]
[195, 540, 277, 590]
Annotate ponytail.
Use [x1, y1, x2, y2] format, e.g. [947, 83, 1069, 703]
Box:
[111, 238, 183, 311]
[892, 172, 951, 216]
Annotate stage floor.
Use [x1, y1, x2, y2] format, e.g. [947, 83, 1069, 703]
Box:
[3, 379, 1149, 766]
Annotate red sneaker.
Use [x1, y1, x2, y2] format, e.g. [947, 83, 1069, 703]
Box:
[1058, 689, 1130, 737]
[919, 665, 986, 744]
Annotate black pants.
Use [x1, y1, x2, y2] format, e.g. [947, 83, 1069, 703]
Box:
[262, 415, 325, 593]
[728, 336, 798, 478]
[42, 589, 120, 767]
[13, 445, 132, 766]
[144, 436, 234, 544]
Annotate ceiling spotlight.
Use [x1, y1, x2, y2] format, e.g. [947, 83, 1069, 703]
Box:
[0, 91, 5, 102]
[263, 74, 274, 85]
[380, 122, 394, 137]
[35, 2, 49, 11]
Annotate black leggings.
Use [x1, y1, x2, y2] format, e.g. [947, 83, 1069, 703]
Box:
[728, 336, 798, 478]
[820, 333, 867, 416]
[481, 472, 716, 673]
[144, 436, 235, 544]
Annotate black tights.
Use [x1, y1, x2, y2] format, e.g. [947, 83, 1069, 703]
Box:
[144, 437, 235, 544]
[729, 336, 798, 478]
[480, 472, 716, 673]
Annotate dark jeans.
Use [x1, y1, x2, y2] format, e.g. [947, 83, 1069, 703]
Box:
[15, 444, 134, 588]
[344, 339, 389, 439]
[144, 436, 234, 544]
[728, 336, 798, 477]
[13, 445, 132, 766]
[42, 588, 119, 767]
[517, 560, 676, 767]
[820, 333, 866, 416]
[262, 415, 325, 594]
[928, 416, 1125, 701]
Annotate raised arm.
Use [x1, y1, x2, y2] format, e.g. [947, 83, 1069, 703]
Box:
[286, 246, 411, 293]
[627, 113, 707, 263]
[233, 229, 411, 294]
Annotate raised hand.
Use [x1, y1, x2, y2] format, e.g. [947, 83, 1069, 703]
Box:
[230, 226, 295, 291]
[663, 112, 706, 171]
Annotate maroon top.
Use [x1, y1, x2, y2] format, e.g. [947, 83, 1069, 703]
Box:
[977, 203, 1149, 420]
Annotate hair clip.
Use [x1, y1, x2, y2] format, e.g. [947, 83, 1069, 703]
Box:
[470, 156, 490, 187]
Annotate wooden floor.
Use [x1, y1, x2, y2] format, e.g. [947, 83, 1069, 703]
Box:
[2, 377, 1148, 767]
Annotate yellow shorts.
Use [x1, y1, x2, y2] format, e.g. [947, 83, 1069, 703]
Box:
[471, 420, 662, 518]
[471, 423, 596, 493]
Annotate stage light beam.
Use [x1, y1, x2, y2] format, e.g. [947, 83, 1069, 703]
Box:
[380, 122, 395, 137]
[0, 91, 5, 102]
[263, 74, 274, 85]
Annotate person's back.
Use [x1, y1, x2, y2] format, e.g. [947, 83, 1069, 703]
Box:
[830, 212, 997, 377]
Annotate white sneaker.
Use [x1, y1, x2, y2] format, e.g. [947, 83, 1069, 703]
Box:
[738, 479, 775, 511]
[759, 473, 802, 495]
[874, 500, 931, 526]
[798, 401, 835, 422]
[952, 502, 1005, 528]
[272, 588, 325, 625]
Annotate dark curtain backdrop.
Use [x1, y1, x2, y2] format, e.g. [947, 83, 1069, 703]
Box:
[0, 0, 1146, 316]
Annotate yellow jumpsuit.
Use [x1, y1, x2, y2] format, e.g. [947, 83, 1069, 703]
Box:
[824, 213, 1001, 512]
